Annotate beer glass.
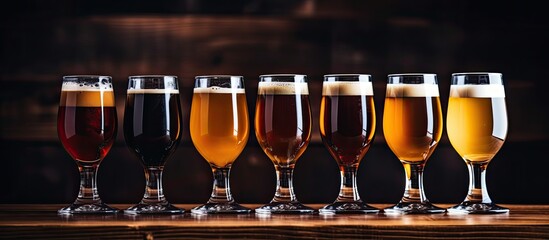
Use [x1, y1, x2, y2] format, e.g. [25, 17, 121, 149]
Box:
[446, 72, 509, 214]
[57, 75, 118, 214]
[382, 73, 445, 214]
[123, 75, 184, 214]
[190, 75, 251, 214]
[319, 74, 379, 214]
[254, 74, 314, 214]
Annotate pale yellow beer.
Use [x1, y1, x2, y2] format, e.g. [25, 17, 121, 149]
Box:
[190, 87, 249, 168]
[446, 84, 507, 163]
[383, 83, 442, 163]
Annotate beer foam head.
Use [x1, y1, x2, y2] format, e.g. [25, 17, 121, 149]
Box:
[258, 82, 309, 95]
[450, 84, 505, 98]
[193, 86, 245, 94]
[322, 81, 373, 96]
[62, 76, 113, 91]
[127, 88, 180, 94]
[385, 83, 439, 97]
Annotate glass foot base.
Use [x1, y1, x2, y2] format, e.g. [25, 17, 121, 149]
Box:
[58, 202, 119, 215]
[447, 202, 509, 214]
[255, 201, 315, 214]
[191, 202, 251, 214]
[384, 201, 446, 214]
[319, 201, 380, 214]
[124, 202, 184, 215]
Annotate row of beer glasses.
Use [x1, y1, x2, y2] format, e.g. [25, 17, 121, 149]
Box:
[57, 72, 508, 215]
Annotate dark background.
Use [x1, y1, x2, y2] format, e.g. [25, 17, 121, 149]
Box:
[1, 0, 548, 205]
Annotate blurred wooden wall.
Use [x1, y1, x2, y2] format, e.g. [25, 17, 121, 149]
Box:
[1, 0, 548, 204]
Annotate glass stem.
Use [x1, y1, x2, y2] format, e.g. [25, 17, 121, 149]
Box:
[273, 166, 297, 203]
[401, 162, 427, 203]
[208, 167, 234, 204]
[142, 167, 166, 204]
[465, 162, 492, 203]
[76, 165, 101, 204]
[336, 165, 361, 202]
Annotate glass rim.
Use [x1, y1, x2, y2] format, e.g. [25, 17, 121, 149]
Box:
[259, 74, 307, 78]
[451, 72, 502, 77]
[324, 73, 372, 77]
[195, 75, 243, 79]
[388, 73, 437, 77]
[63, 75, 111, 79]
[129, 75, 178, 79]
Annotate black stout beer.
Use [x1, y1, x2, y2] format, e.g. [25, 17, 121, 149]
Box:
[320, 81, 376, 167]
[124, 89, 182, 167]
[58, 87, 117, 164]
[254, 81, 311, 167]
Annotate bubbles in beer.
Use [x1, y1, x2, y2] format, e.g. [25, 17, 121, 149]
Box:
[62, 80, 113, 92]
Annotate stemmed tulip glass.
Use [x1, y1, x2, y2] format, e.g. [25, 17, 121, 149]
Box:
[189, 75, 251, 214]
[382, 73, 445, 214]
[57, 75, 118, 214]
[446, 72, 509, 214]
[319, 74, 379, 214]
[254, 74, 314, 214]
[123, 75, 184, 214]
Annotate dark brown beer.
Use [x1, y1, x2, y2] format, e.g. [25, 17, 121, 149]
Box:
[320, 95, 375, 166]
[123, 89, 182, 167]
[254, 82, 311, 167]
[57, 89, 117, 163]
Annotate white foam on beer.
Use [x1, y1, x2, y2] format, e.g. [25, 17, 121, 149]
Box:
[258, 82, 309, 95]
[61, 86, 114, 92]
[385, 84, 439, 97]
[193, 87, 245, 94]
[449, 85, 505, 98]
[61, 81, 113, 91]
[127, 89, 180, 94]
[322, 81, 373, 96]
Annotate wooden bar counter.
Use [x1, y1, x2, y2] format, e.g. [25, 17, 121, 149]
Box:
[1, 204, 548, 239]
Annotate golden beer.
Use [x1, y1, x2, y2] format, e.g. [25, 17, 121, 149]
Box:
[190, 87, 249, 168]
[446, 72, 509, 214]
[383, 83, 442, 163]
[446, 85, 507, 163]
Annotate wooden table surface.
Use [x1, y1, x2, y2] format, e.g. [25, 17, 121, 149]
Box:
[1, 204, 548, 239]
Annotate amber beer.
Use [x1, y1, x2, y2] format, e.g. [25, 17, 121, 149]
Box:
[383, 83, 442, 163]
[446, 84, 507, 162]
[58, 86, 117, 164]
[255, 81, 311, 167]
[190, 87, 249, 168]
[124, 89, 182, 167]
[320, 81, 375, 166]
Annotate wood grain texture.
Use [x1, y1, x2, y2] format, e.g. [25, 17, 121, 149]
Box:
[0, 204, 548, 239]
